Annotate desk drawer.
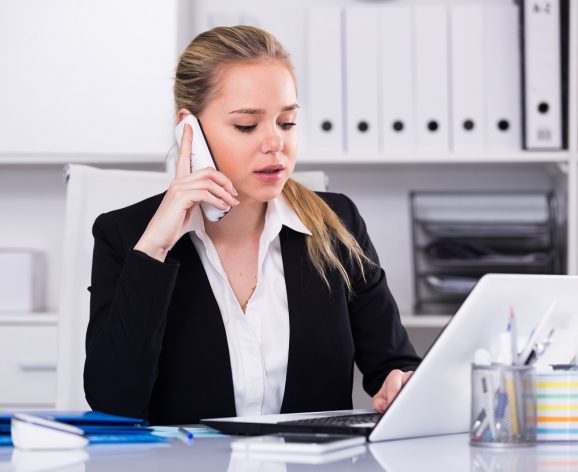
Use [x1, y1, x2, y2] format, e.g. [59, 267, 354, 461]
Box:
[0, 325, 57, 405]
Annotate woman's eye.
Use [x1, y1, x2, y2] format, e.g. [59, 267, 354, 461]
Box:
[280, 122, 297, 130]
[234, 124, 257, 133]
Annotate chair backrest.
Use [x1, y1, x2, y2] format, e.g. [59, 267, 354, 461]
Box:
[57, 165, 171, 409]
[57, 165, 328, 409]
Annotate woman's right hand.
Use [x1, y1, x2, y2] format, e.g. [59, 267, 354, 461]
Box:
[134, 123, 239, 262]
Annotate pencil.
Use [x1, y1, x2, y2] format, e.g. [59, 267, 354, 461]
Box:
[505, 376, 519, 435]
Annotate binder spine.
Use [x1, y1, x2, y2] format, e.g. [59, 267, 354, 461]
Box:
[560, 0, 569, 149]
[520, 0, 567, 150]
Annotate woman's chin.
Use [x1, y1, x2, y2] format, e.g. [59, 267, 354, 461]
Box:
[240, 182, 287, 203]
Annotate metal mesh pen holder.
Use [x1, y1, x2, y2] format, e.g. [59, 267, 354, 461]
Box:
[470, 364, 536, 447]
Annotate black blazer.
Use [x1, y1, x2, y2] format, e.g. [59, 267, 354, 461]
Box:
[84, 191, 420, 425]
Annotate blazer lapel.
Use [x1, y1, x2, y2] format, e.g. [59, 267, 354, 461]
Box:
[166, 233, 237, 417]
[279, 226, 318, 413]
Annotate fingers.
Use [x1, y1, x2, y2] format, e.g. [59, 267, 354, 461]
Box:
[176, 167, 239, 205]
[402, 370, 413, 384]
[385, 371, 404, 403]
[177, 178, 239, 208]
[372, 370, 413, 414]
[176, 123, 193, 178]
[372, 396, 388, 414]
[190, 167, 238, 197]
[174, 167, 237, 201]
[168, 172, 239, 213]
[189, 189, 232, 211]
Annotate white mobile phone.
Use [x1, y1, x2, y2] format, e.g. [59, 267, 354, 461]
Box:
[230, 433, 365, 454]
[174, 115, 229, 222]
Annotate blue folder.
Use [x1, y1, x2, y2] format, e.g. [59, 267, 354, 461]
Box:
[0, 411, 147, 426]
[0, 411, 166, 446]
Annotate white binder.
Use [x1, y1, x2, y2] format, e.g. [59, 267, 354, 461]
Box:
[484, 4, 521, 151]
[306, 6, 344, 156]
[344, 6, 380, 155]
[450, 5, 484, 152]
[414, 5, 449, 152]
[522, 0, 563, 150]
[379, 5, 415, 153]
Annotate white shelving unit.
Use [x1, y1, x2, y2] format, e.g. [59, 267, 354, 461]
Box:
[0, 0, 576, 408]
[0, 313, 58, 409]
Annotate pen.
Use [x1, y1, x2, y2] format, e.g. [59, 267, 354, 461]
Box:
[471, 350, 495, 440]
[525, 328, 555, 365]
[519, 301, 556, 365]
[481, 376, 497, 439]
[509, 307, 518, 365]
[471, 408, 487, 439]
[508, 307, 526, 435]
[178, 427, 193, 441]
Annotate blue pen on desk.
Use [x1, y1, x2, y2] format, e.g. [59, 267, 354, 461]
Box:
[178, 427, 193, 442]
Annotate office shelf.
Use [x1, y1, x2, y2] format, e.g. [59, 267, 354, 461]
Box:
[0, 153, 166, 165]
[0, 151, 573, 167]
[299, 151, 573, 165]
[0, 313, 58, 325]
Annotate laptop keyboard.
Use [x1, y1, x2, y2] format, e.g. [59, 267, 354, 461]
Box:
[279, 413, 381, 427]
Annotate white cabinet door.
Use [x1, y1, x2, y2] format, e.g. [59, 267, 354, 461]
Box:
[0, 325, 57, 406]
[0, 0, 178, 160]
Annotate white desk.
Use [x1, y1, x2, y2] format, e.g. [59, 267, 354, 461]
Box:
[1, 433, 578, 471]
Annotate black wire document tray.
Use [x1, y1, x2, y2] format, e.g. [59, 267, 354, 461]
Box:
[410, 191, 563, 315]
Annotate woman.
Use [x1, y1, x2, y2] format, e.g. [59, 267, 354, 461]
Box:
[84, 25, 420, 425]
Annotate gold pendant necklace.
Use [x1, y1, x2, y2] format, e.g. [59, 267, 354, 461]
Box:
[241, 283, 257, 312]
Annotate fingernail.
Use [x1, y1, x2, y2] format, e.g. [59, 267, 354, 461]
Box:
[233, 198, 240, 206]
[231, 186, 238, 196]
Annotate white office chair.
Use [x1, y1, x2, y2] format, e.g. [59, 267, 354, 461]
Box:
[57, 164, 328, 409]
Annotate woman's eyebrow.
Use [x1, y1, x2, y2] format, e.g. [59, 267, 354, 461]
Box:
[228, 103, 300, 115]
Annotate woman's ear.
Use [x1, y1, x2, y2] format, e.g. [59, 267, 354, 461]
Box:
[177, 108, 192, 123]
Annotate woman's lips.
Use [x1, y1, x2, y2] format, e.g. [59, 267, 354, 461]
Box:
[254, 166, 286, 183]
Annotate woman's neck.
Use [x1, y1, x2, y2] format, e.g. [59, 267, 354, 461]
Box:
[204, 198, 267, 243]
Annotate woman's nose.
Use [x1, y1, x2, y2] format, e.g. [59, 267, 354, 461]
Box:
[260, 130, 284, 154]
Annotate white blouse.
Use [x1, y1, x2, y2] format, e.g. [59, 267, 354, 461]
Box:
[188, 195, 311, 416]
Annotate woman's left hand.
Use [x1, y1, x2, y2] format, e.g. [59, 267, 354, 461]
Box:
[372, 369, 413, 413]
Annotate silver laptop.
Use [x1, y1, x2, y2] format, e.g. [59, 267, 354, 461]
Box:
[202, 274, 578, 441]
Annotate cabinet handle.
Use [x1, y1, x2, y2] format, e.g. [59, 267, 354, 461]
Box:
[19, 363, 57, 372]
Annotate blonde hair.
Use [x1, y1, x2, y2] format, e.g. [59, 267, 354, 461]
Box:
[174, 25, 374, 294]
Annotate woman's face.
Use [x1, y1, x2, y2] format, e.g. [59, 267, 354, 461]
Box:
[195, 60, 298, 204]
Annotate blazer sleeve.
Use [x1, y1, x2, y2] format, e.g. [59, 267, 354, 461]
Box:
[83, 212, 180, 419]
[337, 194, 421, 396]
